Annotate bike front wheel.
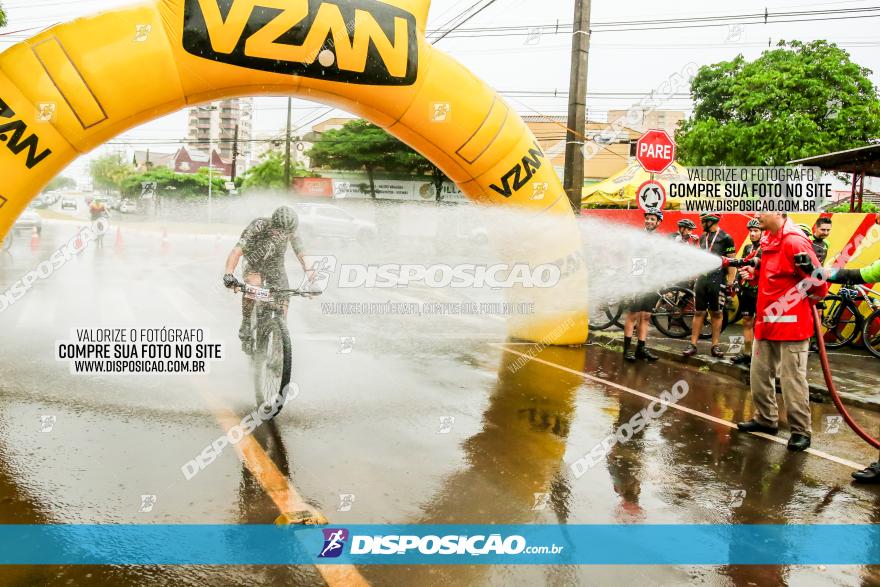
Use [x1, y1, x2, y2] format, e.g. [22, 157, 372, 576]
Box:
[861, 309, 880, 359]
[820, 295, 861, 349]
[252, 317, 292, 418]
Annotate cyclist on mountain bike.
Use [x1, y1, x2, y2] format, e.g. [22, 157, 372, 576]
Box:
[683, 213, 736, 359]
[731, 218, 763, 365]
[623, 208, 662, 363]
[223, 206, 314, 354]
[671, 218, 699, 246]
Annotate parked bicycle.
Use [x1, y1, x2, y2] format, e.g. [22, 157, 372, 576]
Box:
[591, 286, 730, 340]
[651, 286, 730, 340]
[232, 278, 320, 417]
[819, 284, 880, 350]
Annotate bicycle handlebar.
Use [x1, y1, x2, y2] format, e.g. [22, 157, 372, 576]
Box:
[231, 278, 322, 299]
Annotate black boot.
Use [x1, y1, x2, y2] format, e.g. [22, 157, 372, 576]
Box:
[636, 340, 659, 362]
[623, 336, 636, 362]
[852, 462, 880, 484]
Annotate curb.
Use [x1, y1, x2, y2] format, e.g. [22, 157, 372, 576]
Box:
[588, 331, 880, 414]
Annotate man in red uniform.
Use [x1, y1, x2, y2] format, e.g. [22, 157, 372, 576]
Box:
[736, 212, 828, 451]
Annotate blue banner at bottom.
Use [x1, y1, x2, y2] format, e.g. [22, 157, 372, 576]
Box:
[0, 525, 877, 565]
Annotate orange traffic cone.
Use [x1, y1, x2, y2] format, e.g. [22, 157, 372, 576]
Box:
[115, 227, 124, 252]
[160, 228, 170, 255]
[30, 227, 40, 251]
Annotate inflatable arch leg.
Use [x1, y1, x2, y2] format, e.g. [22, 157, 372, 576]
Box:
[0, 0, 588, 344]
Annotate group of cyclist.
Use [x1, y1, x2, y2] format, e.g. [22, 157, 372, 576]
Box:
[623, 209, 834, 366]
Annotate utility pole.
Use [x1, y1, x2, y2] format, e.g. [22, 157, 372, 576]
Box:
[231, 123, 239, 182]
[563, 0, 592, 211]
[284, 97, 293, 191]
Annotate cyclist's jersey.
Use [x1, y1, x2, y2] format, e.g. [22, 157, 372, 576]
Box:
[811, 236, 828, 265]
[698, 228, 736, 282]
[739, 242, 761, 292]
[89, 204, 107, 221]
[237, 217, 304, 267]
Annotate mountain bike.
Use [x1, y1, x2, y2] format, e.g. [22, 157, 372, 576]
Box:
[820, 284, 880, 350]
[819, 285, 878, 349]
[651, 286, 730, 339]
[233, 278, 319, 417]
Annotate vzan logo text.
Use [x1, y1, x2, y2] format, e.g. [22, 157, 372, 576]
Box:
[489, 142, 545, 198]
[0, 98, 52, 169]
[183, 0, 418, 85]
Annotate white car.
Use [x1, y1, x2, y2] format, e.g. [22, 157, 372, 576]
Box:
[119, 200, 139, 214]
[60, 197, 77, 210]
[295, 203, 377, 244]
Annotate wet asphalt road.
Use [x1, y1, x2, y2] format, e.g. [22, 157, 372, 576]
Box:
[0, 218, 879, 586]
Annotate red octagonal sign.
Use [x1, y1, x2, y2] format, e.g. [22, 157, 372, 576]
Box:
[636, 129, 676, 174]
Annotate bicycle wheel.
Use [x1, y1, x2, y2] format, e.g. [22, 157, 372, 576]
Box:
[589, 302, 617, 331]
[253, 316, 292, 418]
[651, 287, 692, 338]
[820, 295, 861, 349]
[862, 309, 880, 359]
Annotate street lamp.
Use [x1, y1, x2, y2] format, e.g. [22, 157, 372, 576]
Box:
[198, 105, 218, 223]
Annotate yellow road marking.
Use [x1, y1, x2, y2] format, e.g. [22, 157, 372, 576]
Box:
[492, 343, 869, 471]
[196, 385, 369, 587]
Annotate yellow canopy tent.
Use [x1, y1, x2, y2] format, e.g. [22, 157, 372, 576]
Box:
[582, 162, 689, 209]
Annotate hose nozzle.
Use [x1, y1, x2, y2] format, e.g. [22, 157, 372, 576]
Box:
[722, 258, 756, 269]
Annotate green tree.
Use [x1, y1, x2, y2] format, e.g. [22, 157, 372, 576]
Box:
[308, 120, 449, 199]
[0, 2, 7, 29]
[677, 40, 880, 166]
[43, 176, 76, 192]
[90, 154, 134, 192]
[241, 150, 308, 191]
[119, 166, 227, 199]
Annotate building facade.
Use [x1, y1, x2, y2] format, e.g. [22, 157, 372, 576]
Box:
[186, 98, 254, 175]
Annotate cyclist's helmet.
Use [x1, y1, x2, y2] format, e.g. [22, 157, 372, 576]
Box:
[747, 219, 761, 230]
[699, 213, 720, 225]
[271, 206, 299, 233]
[645, 208, 664, 222]
[797, 223, 812, 238]
[677, 219, 697, 230]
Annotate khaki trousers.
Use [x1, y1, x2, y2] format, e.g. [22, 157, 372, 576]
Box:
[749, 339, 812, 435]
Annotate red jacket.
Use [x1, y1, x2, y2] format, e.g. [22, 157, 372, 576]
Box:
[754, 219, 829, 341]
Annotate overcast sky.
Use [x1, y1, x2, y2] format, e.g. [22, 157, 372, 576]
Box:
[1, 0, 879, 181]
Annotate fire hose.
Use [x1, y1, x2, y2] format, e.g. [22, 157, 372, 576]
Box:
[723, 256, 880, 450]
[812, 306, 880, 450]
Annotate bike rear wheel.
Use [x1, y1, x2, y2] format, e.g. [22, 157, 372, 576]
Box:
[861, 309, 880, 359]
[820, 295, 861, 349]
[252, 316, 292, 418]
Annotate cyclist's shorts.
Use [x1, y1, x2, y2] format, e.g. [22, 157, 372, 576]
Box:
[694, 277, 725, 313]
[738, 289, 758, 317]
[626, 292, 660, 313]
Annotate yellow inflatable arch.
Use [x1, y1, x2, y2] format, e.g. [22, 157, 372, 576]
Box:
[0, 0, 588, 343]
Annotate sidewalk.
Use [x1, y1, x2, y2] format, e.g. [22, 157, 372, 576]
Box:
[590, 323, 880, 413]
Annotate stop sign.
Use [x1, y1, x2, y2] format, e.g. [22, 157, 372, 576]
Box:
[636, 129, 676, 174]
